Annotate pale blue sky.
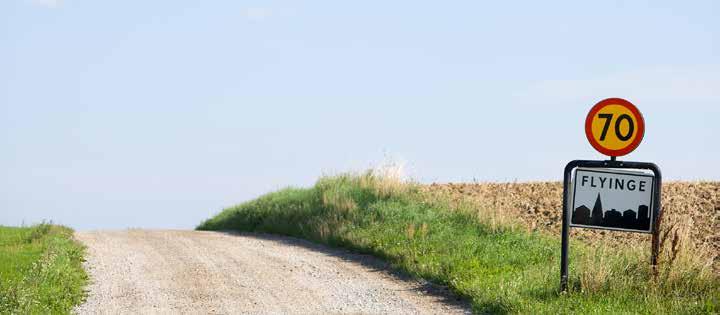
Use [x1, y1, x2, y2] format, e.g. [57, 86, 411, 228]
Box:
[2, 0, 718, 230]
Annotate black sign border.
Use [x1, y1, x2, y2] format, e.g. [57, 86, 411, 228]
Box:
[569, 167, 655, 233]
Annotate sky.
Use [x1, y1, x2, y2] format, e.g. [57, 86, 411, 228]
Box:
[2, 0, 719, 230]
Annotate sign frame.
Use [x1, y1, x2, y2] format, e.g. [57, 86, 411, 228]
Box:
[585, 98, 645, 157]
[569, 167, 655, 234]
[560, 159, 662, 292]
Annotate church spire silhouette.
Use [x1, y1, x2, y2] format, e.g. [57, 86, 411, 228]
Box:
[590, 193, 603, 225]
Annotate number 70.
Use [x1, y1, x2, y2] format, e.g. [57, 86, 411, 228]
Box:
[597, 113, 635, 141]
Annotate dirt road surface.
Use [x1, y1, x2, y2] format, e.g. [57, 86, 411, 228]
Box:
[74, 230, 469, 314]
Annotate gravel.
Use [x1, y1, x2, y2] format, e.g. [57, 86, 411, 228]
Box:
[74, 230, 470, 314]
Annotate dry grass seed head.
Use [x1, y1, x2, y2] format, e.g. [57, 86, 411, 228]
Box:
[419, 223, 429, 238]
[406, 224, 416, 240]
[580, 245, 612, 293]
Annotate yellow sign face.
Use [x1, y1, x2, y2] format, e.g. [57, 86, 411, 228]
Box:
[585, 98, 645, 157]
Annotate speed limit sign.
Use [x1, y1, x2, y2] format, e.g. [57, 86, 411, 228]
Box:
[585, 98, 645, 157]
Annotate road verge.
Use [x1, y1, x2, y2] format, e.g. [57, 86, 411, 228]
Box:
[0, 223, 87, 313]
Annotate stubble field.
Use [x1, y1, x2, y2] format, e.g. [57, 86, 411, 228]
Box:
[425, 181, 720, 272]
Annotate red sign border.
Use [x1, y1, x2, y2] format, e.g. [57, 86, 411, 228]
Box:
[584, 98, 645, 157]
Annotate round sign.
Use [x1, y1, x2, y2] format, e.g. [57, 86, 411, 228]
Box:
[585, 98, 644, 157]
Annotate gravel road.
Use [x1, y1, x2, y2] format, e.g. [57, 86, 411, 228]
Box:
[74, 230, 469, 314]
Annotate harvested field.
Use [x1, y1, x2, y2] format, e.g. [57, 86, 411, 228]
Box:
[424, 182, 720, 271]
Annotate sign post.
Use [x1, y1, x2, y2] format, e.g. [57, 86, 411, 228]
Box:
[560, 98, 661, 292]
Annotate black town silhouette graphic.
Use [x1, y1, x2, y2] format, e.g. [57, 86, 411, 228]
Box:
[571, 193, 650, 231]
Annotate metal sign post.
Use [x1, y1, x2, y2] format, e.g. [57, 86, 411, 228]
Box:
[560, 160, 662, 291]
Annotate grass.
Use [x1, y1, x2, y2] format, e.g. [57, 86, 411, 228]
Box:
[0, 223, 88, 314]
[198, 171, 719, 314]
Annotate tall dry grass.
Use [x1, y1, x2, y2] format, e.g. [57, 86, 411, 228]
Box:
[312, 163, 413, 241]
[318, 160, 411, 212]
[654, 215, 716, 291]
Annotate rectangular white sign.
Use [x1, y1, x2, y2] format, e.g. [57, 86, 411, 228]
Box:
[570, 168, 654, 233]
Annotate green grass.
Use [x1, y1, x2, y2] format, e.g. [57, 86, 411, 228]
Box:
[0, 223, 88, 314]
[198, 172, 719, 314]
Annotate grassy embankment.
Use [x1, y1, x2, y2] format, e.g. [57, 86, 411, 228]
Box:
[198, 172, 719, 314]
[0, 223, 87, 314]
